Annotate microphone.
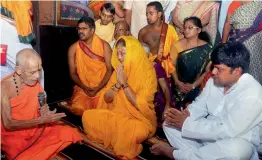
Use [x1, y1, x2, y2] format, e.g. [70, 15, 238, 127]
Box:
[38, 92, 46, 107]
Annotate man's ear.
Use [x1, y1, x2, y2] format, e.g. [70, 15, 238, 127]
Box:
[157, 12, 162, 19]
[91, 28, 95, 34]
[198, 28, 201, 34]
[15, 66, 23, 75]
[233, 67, 242, 76]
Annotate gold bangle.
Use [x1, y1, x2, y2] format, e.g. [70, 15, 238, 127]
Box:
[111, 85, 119, 92]
[115, 84, 121, 90]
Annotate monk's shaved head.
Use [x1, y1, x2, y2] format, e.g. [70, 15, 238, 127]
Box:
[115, 20, 130, 31]
[16, 48, 41, 68]
[114, 20, 130, 40]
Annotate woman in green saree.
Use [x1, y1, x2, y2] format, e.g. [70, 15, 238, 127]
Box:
[170, 17, 213, 109]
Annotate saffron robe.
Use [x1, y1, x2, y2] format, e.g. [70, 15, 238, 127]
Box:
[70, 35, 107, 116]
[1, 75, 82, 160]
[148, 24, 179, 78]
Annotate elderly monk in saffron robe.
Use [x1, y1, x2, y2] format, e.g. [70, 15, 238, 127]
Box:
[68, 16, 113, 116]
[82, 36, 157, 159]
[1, 49, 82, 160]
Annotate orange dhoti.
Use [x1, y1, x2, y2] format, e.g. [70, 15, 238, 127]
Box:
[70, 35, 107, 116]
[1, 75, 83, 160]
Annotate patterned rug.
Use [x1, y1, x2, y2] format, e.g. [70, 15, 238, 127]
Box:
[52, 100, 170, 160]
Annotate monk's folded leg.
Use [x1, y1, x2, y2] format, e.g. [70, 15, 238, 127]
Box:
[6, 125, 83, 160]
[27, 125, 83, 160]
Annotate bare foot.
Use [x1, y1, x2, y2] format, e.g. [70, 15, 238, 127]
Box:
[150, 143, 175, 159]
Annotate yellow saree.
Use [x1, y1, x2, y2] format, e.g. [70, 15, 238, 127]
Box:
[82, 36, 157, 159]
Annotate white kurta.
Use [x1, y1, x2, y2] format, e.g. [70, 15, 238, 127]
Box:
[164, 74, 262, 160]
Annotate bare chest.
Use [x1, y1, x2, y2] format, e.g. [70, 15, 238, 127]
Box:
[143, 30, 162, 54]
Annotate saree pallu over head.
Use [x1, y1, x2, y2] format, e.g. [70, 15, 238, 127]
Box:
[174, 43, 213, 108]
[111, 36, 157, 136]
[75, 34, 106, 95]
[175, 1, 219, 45]
[1, 1, 35, 44]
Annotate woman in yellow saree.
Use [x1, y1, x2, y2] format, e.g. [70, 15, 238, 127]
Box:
[82, 36, 157, 159]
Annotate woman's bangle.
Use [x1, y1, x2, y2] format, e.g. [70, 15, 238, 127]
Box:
[115, 84, 121, 90]
[121, 82, 129, 89]
[111, 84, 119, 92]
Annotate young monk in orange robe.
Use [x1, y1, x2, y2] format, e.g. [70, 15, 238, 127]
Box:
[68, 16, 113, 116]
[1, 49, 83, 160]
[82, 36, 157, 159]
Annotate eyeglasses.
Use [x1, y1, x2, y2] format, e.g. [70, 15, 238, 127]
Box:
[183, 26, 199, 31]
[76, 27, 89, 31]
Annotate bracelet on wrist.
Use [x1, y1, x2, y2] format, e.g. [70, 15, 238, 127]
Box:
[111, 84, 119, 92]
[121, 82, 129, 89]
[115, 84, 121, 90]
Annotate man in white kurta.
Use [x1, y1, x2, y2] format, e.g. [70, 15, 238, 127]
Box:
[151, 42, 262, 160]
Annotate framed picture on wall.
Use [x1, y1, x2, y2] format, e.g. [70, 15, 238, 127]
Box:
[57, 1, 94, 26]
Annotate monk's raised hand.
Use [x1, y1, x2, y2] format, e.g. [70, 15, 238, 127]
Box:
[39, 104, 51, 116]
[40, 112, 66, 124]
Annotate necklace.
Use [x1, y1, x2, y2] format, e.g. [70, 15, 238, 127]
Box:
[13, 74, 19, 95]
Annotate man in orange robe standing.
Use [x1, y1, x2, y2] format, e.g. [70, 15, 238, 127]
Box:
[68, 16, 113, 116]
[1, 48, 83, 160]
